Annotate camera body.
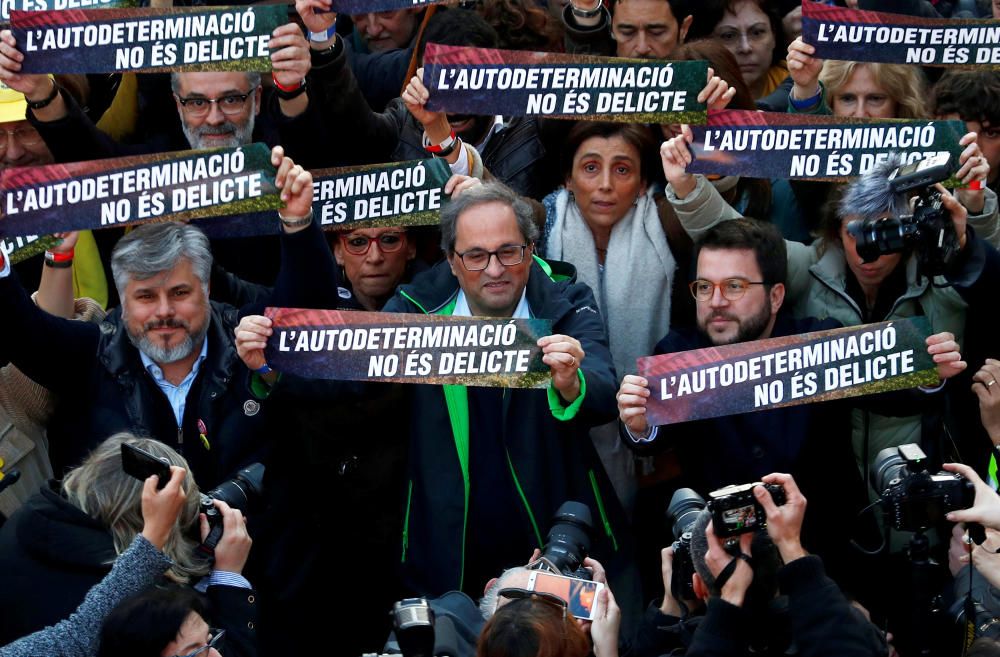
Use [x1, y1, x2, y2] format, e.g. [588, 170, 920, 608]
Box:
[529, 501, 594, 580]
[872, 443, 973, 531]
[199, 463, 265, 552]
[707, 482, 786, 538]
[666, 488, 707, 602]
[845, 153, 959, 277]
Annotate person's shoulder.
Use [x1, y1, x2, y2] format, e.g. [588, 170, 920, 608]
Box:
[653, 327, 702, 355]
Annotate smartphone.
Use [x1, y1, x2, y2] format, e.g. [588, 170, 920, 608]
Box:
[121, 443, 171, 490]
[527, 571, 605, 621]
[888, 153, 953, 193]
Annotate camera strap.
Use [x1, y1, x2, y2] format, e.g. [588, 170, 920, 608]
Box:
[714, 552, 753, 592]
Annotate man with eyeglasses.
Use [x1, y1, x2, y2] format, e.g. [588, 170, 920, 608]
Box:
[374, 181, 642, 632]
[562, 0, 693, 59]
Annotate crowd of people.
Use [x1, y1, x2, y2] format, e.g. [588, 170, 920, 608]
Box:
[1, 0, 1000, 656]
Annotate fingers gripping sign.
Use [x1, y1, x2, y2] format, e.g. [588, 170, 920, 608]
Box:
[538, 333, 584, 403]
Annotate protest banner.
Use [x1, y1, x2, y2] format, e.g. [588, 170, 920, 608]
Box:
[686, 110, 966, 182]
[330, 0, 446, 12]
[264, 307, 553, 388]
[196, 158, 452, 239]
[638, 318, 938, 426]
[802, 1, 1000, 67]
[1, 0, 137, 23]
[0, 233, 57, 264]
[0, 143, 281, 239]
[10, 5, 285, 73]
[423, 43, 708, 123]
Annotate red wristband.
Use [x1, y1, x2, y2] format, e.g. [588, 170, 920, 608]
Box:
[271, 74, 304, 93]
[424, 130, 458, 154]
[45, 249, 74, 262]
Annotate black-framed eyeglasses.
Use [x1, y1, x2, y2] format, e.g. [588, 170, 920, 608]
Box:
[497, 588, 568, 619]
[174, 92, 253, 118]
[0, 125, 43, 151]
[689, 277, 766, 301]
[340, 232, 406, 255]
[454, 244, 528, 271]
[170, 628, 225, 657]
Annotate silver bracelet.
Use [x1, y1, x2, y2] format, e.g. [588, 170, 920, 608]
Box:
[278, 208, 313, 228]
[571, 0, 602, 19]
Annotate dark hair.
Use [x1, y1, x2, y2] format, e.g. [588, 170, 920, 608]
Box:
[609, 0, 695, 24]
[687, 0, 786, 67]
[98, 586, 209, 657]
[688, 508, 782, 604]
[560, 122, 658, 185]
[439, 181, 539, 253]
[932, 69, 1000, 128]
[476, 597, 590, 657]
[418, 7, 499, 64]
[692, 218, 787, 287]
[477, 0, 564, 52]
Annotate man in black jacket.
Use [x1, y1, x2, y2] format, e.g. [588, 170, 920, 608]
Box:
[0, 147, 337, 488]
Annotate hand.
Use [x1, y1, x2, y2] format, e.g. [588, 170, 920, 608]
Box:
[272, 145, 313, 224]
[705, 523, 753, 607]
[659, 546, 684, 617]
[50, 231, 79, 254]
[698, 67, 736, 112]
[757, 473, 808, 563]
[925, 331, 966, 381]
[537, 334, 584, 403]
[270, 23, 311, 91]
[235, 314, 273, 372]
[294, 0, 336, 37]
[781, 5, 802, 43]
[583, 556, 607, 585]
[617, 374, 651, 436]
[401, 67, 448, 134]
[444, 174, 481, 198]
[0, 30, 52, 100]
[786, 37, 823, 102]
[944, 462, 1000, 530]
[935, 183, 968, 250]
[140, 466, 187, 550]
[972, 359, 1000, 444]
[590, 586, 621, 657]
[972, 528, 1000, 590]
[948, 522, 972, 577]
[660, 126, 696, 199]
[956, 131, 990, 214]
[200, 499, 252, 574]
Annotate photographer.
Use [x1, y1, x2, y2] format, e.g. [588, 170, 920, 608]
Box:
[632, 474, 888, 657]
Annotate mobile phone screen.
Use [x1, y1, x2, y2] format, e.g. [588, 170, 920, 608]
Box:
[528, 571, 604, 621]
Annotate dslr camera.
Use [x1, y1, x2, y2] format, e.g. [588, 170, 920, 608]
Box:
[528, 501, 594, 580]
[846, 153, 959, 277]
[199, 463, 265, 553]
[871, 443, 973, 532]
[707, 482, 786, 538]
[666, 488, 707, 602]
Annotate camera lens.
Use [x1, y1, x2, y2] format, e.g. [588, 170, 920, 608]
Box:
[847, 217, 909, 263]
[667, 488, 706, 540]
[205, 463, 265, 513]
[540, 501, 593, 577]
[871, 446, 909, 495]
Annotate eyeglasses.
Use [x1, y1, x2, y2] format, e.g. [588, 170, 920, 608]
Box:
[497, 588, 568, 619]
[0, 125, 43, 151]
[170, 628, 225, 657]
[689, 278, 766, 301]
[454, 244, 527, 271]
[340, 232, 406, 255]
[175, 92, 253, 118]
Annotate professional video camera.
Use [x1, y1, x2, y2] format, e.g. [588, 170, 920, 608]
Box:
[707, 482, 786, 538]
[199, 463, 265, 552]
[870, 443, 973, 532]
[361, 598, 463, 657]
[666, 488, 707, 602]
[846, 153, 960, 277]
[527, 501, 594, 580]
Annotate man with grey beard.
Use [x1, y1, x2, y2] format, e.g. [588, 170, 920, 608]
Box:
[0, 147, 340, 489]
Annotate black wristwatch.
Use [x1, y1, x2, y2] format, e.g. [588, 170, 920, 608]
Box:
[275, 79, 307, 101]
[27, 79, 60, 111]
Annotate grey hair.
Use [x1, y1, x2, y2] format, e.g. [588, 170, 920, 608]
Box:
[111, 222, 212, 299]
[170, 71, 261, 95]
[439, 181, 539, 253]
[62, 433, 210, 583]
[688, 509, 716, 594]
[838, 152, 910, 221]
[479, 567, 526, 620]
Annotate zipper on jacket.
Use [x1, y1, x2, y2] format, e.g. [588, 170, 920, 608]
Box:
[588, 470, 618, 552]
[505, 448, 544, 549]
[401, 479, 413, 563]
[177, 426, 183, 446]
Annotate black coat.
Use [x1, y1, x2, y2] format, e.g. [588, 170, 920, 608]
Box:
[0, 220, 340, 488]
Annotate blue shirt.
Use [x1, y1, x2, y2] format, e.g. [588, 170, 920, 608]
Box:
[140, 340, 209, 427]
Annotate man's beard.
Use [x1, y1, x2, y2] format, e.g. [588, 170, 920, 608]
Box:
[699, 302, 773, 346]
[127, 314, 210, 364]
[182, 104, 256, 149]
